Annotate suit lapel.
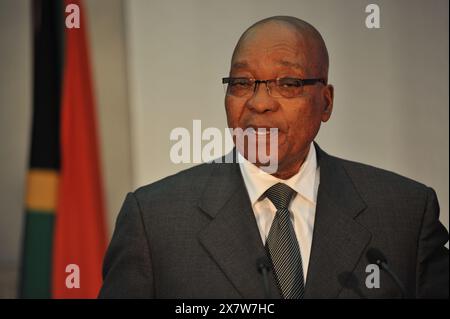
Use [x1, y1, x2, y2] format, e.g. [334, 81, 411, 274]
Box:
[197, 145, 372, 298]
[197, 159, 281, 298]
[304, 144, 372, 298]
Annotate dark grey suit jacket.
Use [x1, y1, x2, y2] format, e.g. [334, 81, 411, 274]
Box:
[99, 145, 449, 298]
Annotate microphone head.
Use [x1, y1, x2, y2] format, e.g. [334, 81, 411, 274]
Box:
[366, 248, 388, 269]
[256, 256, 272, 272]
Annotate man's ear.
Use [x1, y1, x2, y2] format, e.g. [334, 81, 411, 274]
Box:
[321, 84, 334, 122]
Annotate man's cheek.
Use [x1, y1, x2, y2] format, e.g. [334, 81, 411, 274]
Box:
[225, 106, 238, 126]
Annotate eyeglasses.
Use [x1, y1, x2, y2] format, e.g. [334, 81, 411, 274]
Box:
[222, 77, 326, 98]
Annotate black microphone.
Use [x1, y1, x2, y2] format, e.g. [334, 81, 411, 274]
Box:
[257, 256, 272, 299]
[366, 248, 407, 298]
[338, 271, 367, 299]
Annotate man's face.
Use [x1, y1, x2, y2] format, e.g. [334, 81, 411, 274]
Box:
[225, 22, 333, 178]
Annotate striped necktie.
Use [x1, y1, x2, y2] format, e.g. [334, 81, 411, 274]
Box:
[265, 183, 305, 299]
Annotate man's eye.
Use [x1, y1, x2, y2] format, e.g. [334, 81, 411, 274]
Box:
[231, 79, 251, 87]
[279, 79, 301, 87]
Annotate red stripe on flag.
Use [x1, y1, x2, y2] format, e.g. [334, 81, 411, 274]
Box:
[52, 0, 107, 298]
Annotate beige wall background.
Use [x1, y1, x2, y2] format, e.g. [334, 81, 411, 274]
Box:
[0, 0, 448, 298]
[0, 0, 31, 299]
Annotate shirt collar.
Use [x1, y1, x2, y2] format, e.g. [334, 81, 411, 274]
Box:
[238, 142, 318, 206]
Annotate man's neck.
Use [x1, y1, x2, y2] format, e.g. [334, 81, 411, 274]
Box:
[270, 146, 311, 180]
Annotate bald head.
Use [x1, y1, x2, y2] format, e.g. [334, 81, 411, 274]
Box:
[231, 16, 329, 80]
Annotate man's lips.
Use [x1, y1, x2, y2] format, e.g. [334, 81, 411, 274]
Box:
[245, 125, 284, 134]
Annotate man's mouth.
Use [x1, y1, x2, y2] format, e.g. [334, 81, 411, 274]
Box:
[253, 128, 271, 136]
[245, 125, 283, 138]
[246, 125, 281, 132]
[243, 126, 283, 146]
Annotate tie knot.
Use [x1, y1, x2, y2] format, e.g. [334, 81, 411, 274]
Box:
[265, 183, 296, 210]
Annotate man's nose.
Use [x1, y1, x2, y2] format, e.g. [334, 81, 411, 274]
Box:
[245, 82, 279, 113]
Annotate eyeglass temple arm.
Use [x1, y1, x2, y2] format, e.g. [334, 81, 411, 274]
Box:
[302, 78, 327, 85]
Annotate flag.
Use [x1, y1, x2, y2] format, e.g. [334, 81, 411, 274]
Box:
[20, 0, 107, 299]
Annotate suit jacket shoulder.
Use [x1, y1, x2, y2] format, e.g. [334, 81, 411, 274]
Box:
[133, 161, 215, 204]
[329, 154, 431, 205]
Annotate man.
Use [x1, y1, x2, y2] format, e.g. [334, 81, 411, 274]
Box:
[99, 16, 448, 298]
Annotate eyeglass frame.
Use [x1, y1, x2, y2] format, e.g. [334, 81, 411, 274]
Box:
[222, 77, 327, 98]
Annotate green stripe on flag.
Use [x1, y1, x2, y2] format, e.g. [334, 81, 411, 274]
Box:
[21, 0, 65, 299]
[20, 211, 55, 298]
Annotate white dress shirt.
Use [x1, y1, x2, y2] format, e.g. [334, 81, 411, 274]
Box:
[238, 143, 320, 281]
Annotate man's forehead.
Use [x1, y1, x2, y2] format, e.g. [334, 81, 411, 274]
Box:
[231, 40, 308, 72]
